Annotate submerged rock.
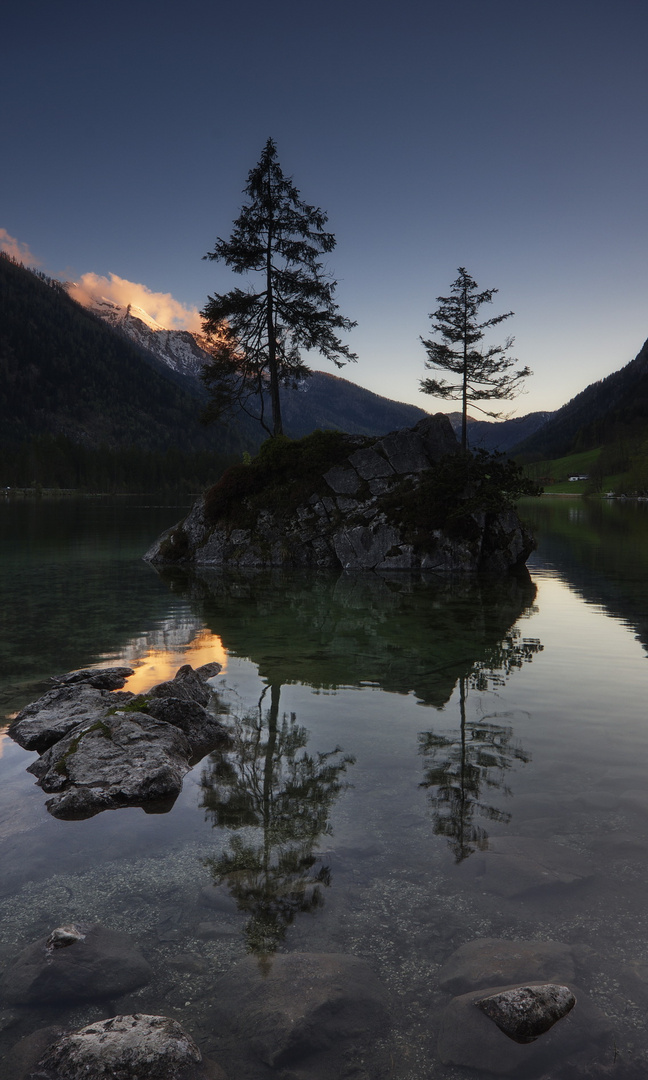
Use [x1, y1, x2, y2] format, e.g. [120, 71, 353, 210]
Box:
[9, 663, 227, 819]
[31, 1014, 205, 1080]
[145, 416, 535, 574]
[476, 983, 576, 1043]
[459, 835, 594, 898]
[209, 952, 389, 1074]
[0, 924, 151, 1005]
[438, 938, 578, 995]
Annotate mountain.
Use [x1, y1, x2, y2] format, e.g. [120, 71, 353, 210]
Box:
[0, 256, 434, 490]
[66, 278, 430, 438]
[512, 337, 648, 460]
[0, 254, 250, 490]
[445, 410, 555, 452]
[65, 284, 209, 384]
[0, 254, 234, 454]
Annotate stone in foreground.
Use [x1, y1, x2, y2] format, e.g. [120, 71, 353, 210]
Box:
[476, 983, 576, 1043]
[438, 982, 611, 1077]
[10, 662, 226, 819]
[31, 1014, 205, 1080]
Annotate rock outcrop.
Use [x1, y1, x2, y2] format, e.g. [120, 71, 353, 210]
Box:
[144, 416, 535, 574]
[9, 663, 227, 819]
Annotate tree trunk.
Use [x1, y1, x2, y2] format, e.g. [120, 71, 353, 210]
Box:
[265, 178, 283, 437]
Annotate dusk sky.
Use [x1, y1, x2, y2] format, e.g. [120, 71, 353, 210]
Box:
[3, 0, 647, 418]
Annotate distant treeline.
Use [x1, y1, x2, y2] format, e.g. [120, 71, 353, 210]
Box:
[0, 434, 236, 493]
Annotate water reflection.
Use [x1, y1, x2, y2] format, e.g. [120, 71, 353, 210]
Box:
[200, 683, 354, 956]
[165, 567, 543, 872]
[522, 496, 648, 654]
[158, 567, 539, 706]
[419, 649, 536, 862]
[419, 627, 540, 861]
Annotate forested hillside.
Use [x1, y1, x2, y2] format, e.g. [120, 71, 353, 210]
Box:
[0, 255, 246, 489]
[513, 337, 648, 461]
[0, 256, 434, 490]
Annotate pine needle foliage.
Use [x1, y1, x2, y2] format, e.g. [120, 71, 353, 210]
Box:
[420, 268, 531, 449]
[201, 138, 357, 438]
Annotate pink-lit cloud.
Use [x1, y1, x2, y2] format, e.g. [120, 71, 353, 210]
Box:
[71, 272, 202, 332]
[0, 229, 42, 266]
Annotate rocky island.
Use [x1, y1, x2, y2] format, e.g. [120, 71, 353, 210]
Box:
[145, 415, 535, 574]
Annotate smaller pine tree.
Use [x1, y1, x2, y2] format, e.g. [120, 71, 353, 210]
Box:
[420, 268, 531, 450]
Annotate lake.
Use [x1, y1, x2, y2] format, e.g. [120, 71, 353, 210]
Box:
[1, 494, 648, 1079]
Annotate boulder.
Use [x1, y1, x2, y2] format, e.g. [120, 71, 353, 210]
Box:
[50, 666, 134, 690]
[476, 983, 576, 1043]
[10, 663, 226, 819]
[31, 1014, 205, 1080]
[0, 924, 151, 1005]
[147, 663, 215, 707]
[210, 952, 389, 1072]
[438, 982, 613, 1076]
[26, 711, 193, 819]
[8, 683, 134, 753]
[438, 938, 578, 995]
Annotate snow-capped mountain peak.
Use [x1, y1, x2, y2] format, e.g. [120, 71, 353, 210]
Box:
[66, 282, 210, 381]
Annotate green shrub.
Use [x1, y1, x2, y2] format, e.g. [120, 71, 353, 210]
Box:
[379, 450, 540, 548]
[204, 430, 360, 528]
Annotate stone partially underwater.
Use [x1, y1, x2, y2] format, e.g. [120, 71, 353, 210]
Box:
[144, 415, 535, 573]
[8, 663, 227, 819]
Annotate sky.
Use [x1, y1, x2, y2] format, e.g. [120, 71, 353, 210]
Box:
[2, 0, 648, 418]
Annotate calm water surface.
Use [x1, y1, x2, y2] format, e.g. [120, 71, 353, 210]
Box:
[1, 495, 648, 1078]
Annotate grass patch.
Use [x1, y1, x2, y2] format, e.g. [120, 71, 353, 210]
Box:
[522, 448, 601, 492]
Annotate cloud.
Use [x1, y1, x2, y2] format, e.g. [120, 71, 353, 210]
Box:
[0, 229, 42, 266]
[71, 272, 202, 332]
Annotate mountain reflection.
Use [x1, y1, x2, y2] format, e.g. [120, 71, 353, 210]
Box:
[419, 630, 539, 862]
[200, 683, 354, 956]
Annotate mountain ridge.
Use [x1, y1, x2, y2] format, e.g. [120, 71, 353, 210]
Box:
[512, 337, 648, 460]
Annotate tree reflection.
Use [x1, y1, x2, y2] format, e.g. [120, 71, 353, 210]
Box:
[200, 683, 354, 956]
[419, 630, 540, 862]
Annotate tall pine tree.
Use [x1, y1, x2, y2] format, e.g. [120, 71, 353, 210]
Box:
[201, 139, 357, 437]
[420, 268, 531, 450]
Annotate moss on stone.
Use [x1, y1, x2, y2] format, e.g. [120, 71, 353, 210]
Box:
[53, 718, 113, 776]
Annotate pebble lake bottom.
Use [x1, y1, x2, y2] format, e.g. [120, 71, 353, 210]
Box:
[1, 496, 648, 1078]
